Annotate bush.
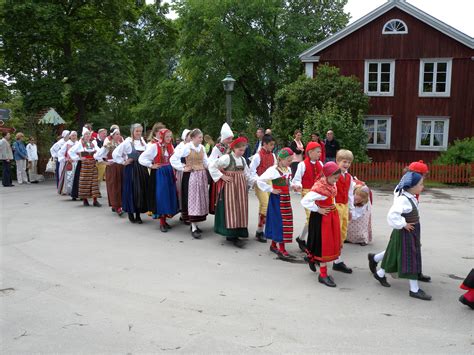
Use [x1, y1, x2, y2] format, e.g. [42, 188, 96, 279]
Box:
[433, 138, 474, 165]
[303, 101, 369, 162]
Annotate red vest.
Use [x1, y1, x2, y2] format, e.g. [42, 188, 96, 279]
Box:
[256, 149, 274, 176]
[301, 158, 323, 189]
[153, 142, 173, 165]
[335, 172, 352, 204]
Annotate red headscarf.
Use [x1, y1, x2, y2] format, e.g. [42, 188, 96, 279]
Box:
[310, 161, 339, 197]
[155, 129, 174, 162]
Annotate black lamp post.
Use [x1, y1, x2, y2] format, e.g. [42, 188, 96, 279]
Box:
[222, 73, 236, 125]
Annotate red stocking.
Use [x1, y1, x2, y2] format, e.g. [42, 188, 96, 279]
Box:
[320, 265, 328, 278]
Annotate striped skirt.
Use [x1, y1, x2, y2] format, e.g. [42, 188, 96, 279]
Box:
[106, 163, 123, 209]
[78, 159, 101, 199]
[57, 160, 67, 195]
[264, 192, 293, 243]
[181, 169, 208, 223]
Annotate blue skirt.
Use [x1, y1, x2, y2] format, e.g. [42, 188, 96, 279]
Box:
[265, 194, 283, 243]
[154, 165, 179, 216]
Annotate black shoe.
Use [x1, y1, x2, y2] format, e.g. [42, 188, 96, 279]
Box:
[304, 256, 317, 272]
[93, 201, 101, 207]
[333, 262, 353, 274]
[189, 226, 202, 234]
[160, 224, 168, 233]
[418, 273, 431, 283]
[255, 231, 267, 243]
[135, 214, 143, 224]
[128, 213, 136, 224]
[165, 222, 172, 230]
[111, 208, 116, 213]
[192, 230, 201, 239]
[83, 199, 90, 206]
[373, 273, 391, 287]
[409, 289, 432, 301]
[318, 275, 337, 288]
[228, 238, 245, 248]
[71, 197, 76, 201]
[368, 253, 378, 274]
[296, 237, 306, 252]
[459, 295, 474, 309]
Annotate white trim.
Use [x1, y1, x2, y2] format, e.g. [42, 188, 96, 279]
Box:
[299, 1, 473, 61]
[418, 58, 452, 97]
[364, 60, 395, 96]
[382, 19, 408, 34]
[305, 63, 314, 78]
[301, 56, 320, 63]
[364, 116, 392, 149]
[415, 116, 450, 151]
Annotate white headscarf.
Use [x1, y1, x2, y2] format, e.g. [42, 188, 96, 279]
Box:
[181, 129, 191, 141]
[220, 123, 233, 141]
[61, 130, 70, 138]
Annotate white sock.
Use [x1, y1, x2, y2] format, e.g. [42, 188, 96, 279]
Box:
[191, 223, 198, 232]
[299, 225, 308, 241]
[374, 251, 385, 262]
[334, 257, 343, 264]
[377, 268, 385, 278]
[409, 280, 419, 293]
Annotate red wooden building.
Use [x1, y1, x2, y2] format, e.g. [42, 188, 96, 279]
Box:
[299, 0, 474, 162]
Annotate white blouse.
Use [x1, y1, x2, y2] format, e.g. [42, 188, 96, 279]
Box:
[68, 140, 99, 161]
[387, 191, 419, 230]
[291, 160, 323, 189]
[301, 191, 329, 213]
[248, 151, 276, 180]
[256, 166, 291, 193]
[112, 137, 146, 164]
[208, 145, 226, 164]
[138, 143, 170, 168]
[58, 140, 80, 162]
[352, 203, 371, 220]
[50, 138, 66, 159]
[170, 143, 208, 171]
[26, 143, 38, 161]
[208, 152, 254, 186]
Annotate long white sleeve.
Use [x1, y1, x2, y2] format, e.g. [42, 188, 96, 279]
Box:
[244, 160, 256, 187]
[348, 174, 355, 211]
[57, 141, 69, 162]
[209, 154, 230, 182]
[301, 191, 327, 212]
[249, 152, 261, 180]
[112, 139, 131, 164]
[68, 142, 82, 161]
[387, 194, 416, 229]
[256, 166, 280, 193]
[93, 146, 108, 161]
[201, 145, 209, 168]
[138, 143, 157, 168]
[291, 161, 306, 188]
[50, 139, 64, 159]
[208, 146, 224, 163]
[170, 143, 188, 171]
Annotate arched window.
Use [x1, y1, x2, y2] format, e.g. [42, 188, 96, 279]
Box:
[382, 19, 408, 34]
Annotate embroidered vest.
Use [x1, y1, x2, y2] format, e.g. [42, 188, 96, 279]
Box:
[256, 149, 274, 176]
[301, 158, 322, 189]
[185, 148, 205, 171]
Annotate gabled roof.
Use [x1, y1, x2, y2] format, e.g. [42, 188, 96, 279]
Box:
[299, 0, 474, 61]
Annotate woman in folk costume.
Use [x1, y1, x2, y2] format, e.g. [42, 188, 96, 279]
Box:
[371, 172, 432, 301]
[139, 128, 179, 232]
[301, 161, 342, 287]
[112, 123, 150, 224]
[208, 123, 234, 215]
[346, 180, 373, 246]
[256, 148, 295, 259]
[68, 128, 101, 206]
[94, 128, 124, 216]
[209, 136, 254, 248]
[291, 141, 323, 251]
[57, 131, 79, 196]
[170, 128, 209, 239]
[50, 130, 70, 187]
[174, 128, 191, 222]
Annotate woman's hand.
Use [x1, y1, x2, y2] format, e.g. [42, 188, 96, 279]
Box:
[221, 175, 233, 183]
[318, 207, 331, 216]
[271, 188, 281, 195]
[183, 166, 192, 172]
[293, 186, 302, 193]
[123, 158, 133, 166]
[150, 163, 161, 169]
[404, 223, 415, 232]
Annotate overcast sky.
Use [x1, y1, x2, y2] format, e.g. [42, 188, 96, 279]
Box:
[158, 0, 473, 37]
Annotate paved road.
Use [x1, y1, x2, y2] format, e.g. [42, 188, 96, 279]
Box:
[1, 181, 473, 353]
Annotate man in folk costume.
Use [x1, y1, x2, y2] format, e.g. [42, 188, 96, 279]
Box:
[139, 128, 179, 232]
[249, 134, 276, 243]
[208, 123, 234, 214]
[291, 141, 324, 250]
[94, 128, 108, 187]
[94, 128, 124, 216]
[209, 136, 255, 248]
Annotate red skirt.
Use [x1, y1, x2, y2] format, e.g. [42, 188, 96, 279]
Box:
[306, 208, 341, 262]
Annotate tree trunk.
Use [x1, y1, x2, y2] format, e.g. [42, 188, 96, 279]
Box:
[73, 93, 86, 131]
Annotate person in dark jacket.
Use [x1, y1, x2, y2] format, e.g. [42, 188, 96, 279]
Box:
[324, 130, 340, 162]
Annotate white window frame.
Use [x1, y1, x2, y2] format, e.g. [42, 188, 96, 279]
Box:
[364, 60, 395, 97]
[382, 19, 408, 34]
[418, 58, 452, 97]
[416, 117, 450, 151]
[364, 116, 391, 149]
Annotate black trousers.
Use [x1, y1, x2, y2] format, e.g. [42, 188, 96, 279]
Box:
[2, 160, 12, 186]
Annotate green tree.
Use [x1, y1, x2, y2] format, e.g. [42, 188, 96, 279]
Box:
[272, 64, 370, 144]
[433, 138, 474, 165]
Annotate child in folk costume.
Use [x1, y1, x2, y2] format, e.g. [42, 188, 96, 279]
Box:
[368, 160, 431, 283]
[57, 131, 79, 196]
[209, 136, 254, 248]
[346, 181, 372, 246]
[94, 128, 124, 216]
[68, 128, 101, 207]
[170, 129, 209, 239]
[332, 149, 355, 274]
[291, 142, 323, 251]
[112, 124, 150, 224]
[371, 172, 432, 301]
[459, 269, 474, 309]
[257, 148, 294, 259]
[139, 128, 179, 233]
[208, 123, 234, 215]
[249, 134, 276, 243]
[301, 161, 342, 287]
[174, 129, 191, 221]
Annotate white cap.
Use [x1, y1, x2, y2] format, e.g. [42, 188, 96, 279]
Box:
[82, 127, 90, 136]
[220, 123, 233, 141]
[61, 130, 70, 138]
[181, 129, 191, 141]
[111, 128, 120, 136]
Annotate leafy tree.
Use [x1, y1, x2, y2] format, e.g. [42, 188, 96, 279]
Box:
[272, 64, 369, 144]
[433, 138, 474, 165]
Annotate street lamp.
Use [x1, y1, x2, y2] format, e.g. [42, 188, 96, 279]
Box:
[222, 73, 236, 125]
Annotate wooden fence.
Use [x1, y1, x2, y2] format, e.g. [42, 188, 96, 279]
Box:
[351, 162, 473, 184]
